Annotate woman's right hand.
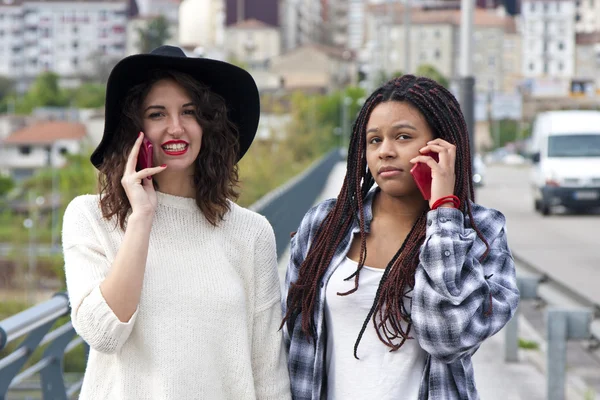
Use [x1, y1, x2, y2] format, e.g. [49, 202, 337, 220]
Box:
[121, 132, 167, 217]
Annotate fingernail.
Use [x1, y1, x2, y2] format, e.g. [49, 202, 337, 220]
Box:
[161, 164, 167, 167]
[139, 132, 143, 138]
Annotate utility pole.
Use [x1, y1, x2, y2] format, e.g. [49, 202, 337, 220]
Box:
[404, 0, 411, 74]
[459, 0, 476, 172]
[237, 0, 244, 22]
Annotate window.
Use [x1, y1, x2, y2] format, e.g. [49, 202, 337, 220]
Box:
[72, 57, 78, 66]
[488, 56, 496, 67]
[558, 62, 563, 71]
[530, 62, 535, 71]
[544, 62, 549, 74]
[558, 42, 564, 50]
[72, 41, 78, 49]
[435, 49, 441, 59]
[19, 146, 32, 155]
[59, 147, 68, 155]
[548, 134, 600, 157]
[530, 3, 535, 12]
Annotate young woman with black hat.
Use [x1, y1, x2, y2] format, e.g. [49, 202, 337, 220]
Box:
[61, 46, 290, 399]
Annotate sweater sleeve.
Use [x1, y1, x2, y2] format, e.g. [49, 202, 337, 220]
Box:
[62, 197, 138, 354]
[251, 218, 291, 400]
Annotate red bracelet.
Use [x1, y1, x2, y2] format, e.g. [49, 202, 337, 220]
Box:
[431, 195, 460, 210]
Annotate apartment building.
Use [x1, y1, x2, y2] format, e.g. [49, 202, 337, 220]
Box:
[0, 0, 130, 82]
[363, 4, 507, 93]
[521, 0, 576, 78]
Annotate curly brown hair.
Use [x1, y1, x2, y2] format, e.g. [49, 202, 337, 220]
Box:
[98, 70, 240, 229]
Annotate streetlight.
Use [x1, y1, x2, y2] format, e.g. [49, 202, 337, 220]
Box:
[459, 0, 476, 171]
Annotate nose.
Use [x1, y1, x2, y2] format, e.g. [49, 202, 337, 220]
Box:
[167, 115, 184, 137]
[378, 138, 396, 159]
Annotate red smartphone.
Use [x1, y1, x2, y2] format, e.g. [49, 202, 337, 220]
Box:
[410, 152, 439, 200]
[136, 137, 153, 172]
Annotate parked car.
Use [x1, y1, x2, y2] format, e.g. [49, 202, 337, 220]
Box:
[473, 153, 486, 187]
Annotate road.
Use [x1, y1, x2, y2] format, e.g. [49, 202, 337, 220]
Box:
[476, 164, 600, 307]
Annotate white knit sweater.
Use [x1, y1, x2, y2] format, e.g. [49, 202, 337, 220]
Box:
[62, 192, 291, 399]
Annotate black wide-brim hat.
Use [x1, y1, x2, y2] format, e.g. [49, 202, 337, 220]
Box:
[90, 45, 260, 168]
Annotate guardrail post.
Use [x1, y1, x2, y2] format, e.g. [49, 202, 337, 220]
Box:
[39, 324, 78, 400]
[505, 275, 540, 362]
[546, 308, 592, 400]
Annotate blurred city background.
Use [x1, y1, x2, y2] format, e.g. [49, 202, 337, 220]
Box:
[0, 0, 599, 399]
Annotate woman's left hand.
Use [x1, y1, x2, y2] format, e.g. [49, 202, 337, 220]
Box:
[410, 139, 457, 209]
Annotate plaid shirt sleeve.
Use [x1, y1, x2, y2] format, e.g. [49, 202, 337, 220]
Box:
[281, 199, 336, 400]
[412, 203, 520, 364]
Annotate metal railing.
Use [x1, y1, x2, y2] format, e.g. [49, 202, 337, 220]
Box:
[0, 293, 88, 400]
[506, 257, 599, 400]
[0, 148, 342, 399]
[249, 148, 341, 259]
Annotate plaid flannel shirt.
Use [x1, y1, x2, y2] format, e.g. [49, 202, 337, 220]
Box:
[282, 188, 520, 400]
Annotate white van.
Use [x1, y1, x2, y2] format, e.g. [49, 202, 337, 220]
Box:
[529, 110, 600, 215]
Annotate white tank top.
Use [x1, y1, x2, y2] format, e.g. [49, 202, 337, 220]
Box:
[325, 257, 427, 400]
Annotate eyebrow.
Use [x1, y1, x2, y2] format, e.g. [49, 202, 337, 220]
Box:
[144, 102, 195, 113]
[366, 123, 417, 134]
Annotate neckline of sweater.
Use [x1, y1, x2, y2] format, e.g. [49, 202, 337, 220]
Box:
[156, 191, 198, 211]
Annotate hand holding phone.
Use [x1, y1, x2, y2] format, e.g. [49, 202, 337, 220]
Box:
[410, 152, 439, 200]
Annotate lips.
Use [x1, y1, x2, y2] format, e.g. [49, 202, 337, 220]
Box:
[161, 140, 189, 156]
[378, 166, 403, 175]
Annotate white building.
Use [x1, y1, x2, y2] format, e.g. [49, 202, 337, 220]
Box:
[224, 19, 280, 68]
[178, 0, 225, 50]
[0, 121, 88, 181]
[0, 0, 129, 82]
[280, 0, 324, 51]
[575, 0, 600, 33]
[521, 0, 576, 79]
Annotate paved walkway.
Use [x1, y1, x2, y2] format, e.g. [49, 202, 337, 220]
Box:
[277, 161, 570, 400]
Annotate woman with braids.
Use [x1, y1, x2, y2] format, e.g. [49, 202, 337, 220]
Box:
[282, 75, 519, 399]
[61, 46, 290, 399]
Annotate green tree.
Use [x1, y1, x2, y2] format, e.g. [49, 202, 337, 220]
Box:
[0, 175, 15, 197]
[416, 64, 449, 88]
[70, 83, 106, 108]
[16, 72, 68, 113]
[0, 76, 14, 102]
[137, 16, 171, 53]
